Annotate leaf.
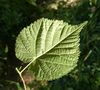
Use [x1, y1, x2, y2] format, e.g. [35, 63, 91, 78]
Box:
[26, 0, 37, 6]
[15, 18, 87, 80]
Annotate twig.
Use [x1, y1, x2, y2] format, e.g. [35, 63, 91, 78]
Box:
[16, 68, 27, 90]
[83, 50, 92, 61]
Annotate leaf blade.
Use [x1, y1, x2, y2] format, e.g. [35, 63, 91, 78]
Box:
[15, 18, 87, 80]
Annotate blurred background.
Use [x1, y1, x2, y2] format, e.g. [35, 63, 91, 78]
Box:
[0, 0, 100, 90]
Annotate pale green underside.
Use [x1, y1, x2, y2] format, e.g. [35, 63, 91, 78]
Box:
[15, 18, 87, 80]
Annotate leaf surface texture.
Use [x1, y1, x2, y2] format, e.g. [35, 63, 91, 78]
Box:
[15, 18, 87, 80]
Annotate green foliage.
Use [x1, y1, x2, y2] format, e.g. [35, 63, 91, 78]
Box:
[26, 0, 37, 6]
[15, 18, 87, 80]
[0, 0, 100, 89]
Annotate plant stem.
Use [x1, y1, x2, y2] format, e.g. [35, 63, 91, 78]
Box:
[20, 58, 36, 73]
[83, 50, 92, 61]
[16, 58, 36, 90]
[16, 68, 27, 90]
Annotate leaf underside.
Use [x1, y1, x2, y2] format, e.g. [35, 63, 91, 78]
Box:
[15, 18, 87, 80]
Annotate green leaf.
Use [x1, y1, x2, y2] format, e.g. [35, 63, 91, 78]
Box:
[15, 18, 87, 80]
[26, 0, 37, 6]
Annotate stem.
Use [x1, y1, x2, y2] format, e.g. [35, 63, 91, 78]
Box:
[20, 58, 36, 73]
[15, 58, 37, 90]
[16, 68, 27, 90]
[83, 50, 92, 61]
[15, 58, 36, 90]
